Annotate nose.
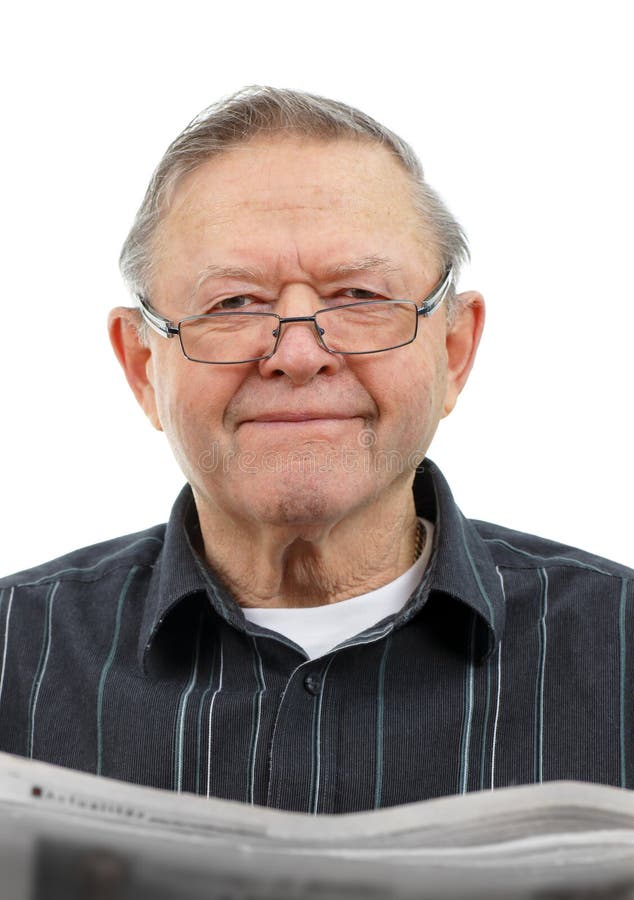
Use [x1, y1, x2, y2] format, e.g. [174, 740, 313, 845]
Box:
[257, 290, 344, 385]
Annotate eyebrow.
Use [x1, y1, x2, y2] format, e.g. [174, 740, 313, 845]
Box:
[191, 264, 265, 291]
[185, 265, 266, 309]
[320, 256, 400, 280]
[186, 256, 402, 306]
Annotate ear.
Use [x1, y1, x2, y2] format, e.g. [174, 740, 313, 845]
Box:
[108, 307, 163, 431]
[442, 291, 485, 417]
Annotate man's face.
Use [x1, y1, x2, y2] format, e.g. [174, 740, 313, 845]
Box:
[119, 137, 481, 533]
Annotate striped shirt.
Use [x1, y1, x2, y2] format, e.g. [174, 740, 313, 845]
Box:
[1, 460, 632, 813]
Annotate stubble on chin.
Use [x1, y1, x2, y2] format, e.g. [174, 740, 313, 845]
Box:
[262, 490, 330, 526]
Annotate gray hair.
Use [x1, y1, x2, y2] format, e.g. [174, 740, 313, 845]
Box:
[120, 85, 469, 323]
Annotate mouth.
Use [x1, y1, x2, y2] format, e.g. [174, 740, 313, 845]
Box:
[237, 413, 369, 439]
[244, 412, 357, 424]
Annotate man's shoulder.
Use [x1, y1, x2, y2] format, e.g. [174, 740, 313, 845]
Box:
[0, 524, 167, 591]
[470, 518, 634, 581]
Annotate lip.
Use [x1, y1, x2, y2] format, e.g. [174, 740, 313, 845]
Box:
[244, 412, 357, 424]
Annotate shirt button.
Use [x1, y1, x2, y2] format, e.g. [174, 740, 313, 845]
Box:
[303, 673, 322, 695]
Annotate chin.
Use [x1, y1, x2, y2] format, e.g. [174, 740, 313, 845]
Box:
[240, 470, 370, 528]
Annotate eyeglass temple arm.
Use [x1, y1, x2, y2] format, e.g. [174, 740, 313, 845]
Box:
[417, 268, 454, 318]
[136, 295, 178, 338]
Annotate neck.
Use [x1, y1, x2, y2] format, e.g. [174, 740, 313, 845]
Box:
[192, 487, 420, 609]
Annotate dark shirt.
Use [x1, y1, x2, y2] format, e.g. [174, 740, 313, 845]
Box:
[1, 460, 633, 813]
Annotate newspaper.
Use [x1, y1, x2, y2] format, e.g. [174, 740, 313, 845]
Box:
[1, 751, 634, 899]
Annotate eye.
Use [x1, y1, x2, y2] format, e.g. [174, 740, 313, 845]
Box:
[214, 295, 254, 311]
[208, 295, 274, 313]
[337, 288, 385, 303]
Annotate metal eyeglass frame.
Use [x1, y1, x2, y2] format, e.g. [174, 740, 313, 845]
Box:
[136, 267, 454, 365]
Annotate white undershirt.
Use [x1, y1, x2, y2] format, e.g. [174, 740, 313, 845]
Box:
[243, 519, 434, 660]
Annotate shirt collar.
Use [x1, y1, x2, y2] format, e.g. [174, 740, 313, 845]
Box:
[410, 460, 505, 660]
[140, 459, 505, 672]
[138, 487, 242, 673]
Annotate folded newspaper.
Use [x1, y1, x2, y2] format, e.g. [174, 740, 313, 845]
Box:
[1, 751, 634, 899]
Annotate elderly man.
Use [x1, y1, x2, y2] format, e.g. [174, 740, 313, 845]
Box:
[0, 87, 632, 813]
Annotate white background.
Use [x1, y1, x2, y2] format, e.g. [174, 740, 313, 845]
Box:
[2, 0, 632, 573]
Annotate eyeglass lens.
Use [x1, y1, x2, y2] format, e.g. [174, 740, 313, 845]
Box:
[178, 301, 418, 364]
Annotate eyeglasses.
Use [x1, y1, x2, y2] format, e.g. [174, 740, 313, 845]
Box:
[137, 268, 453, 365]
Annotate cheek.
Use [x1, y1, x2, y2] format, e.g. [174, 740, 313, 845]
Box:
[372, 342, 447, 447]
[370, 339, 446, 414]
[152, 362, 238, 456]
